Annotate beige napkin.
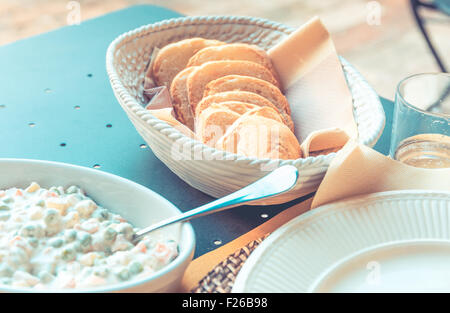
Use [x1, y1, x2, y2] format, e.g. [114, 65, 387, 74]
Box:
[268, 16, 357, 155]
[311, 139, 450, 209]
[143, 87, 196, 139]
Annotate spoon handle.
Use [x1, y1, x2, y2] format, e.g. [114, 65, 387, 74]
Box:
[133, 165, 299, 242]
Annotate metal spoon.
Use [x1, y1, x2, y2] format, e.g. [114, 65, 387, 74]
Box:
[132, 165, 299, 243]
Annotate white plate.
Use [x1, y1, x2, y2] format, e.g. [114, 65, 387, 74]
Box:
[232, 190, 450, 293]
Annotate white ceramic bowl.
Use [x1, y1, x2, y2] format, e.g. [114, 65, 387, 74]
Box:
[106, 15, 385, 204]
[0, 158, 195, 293]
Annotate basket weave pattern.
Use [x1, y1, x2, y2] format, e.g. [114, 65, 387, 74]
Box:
[191, 235, 269, 293]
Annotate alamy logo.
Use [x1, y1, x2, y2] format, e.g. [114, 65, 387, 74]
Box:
[66, 1, 81, 26]
[366, 261, 381, 286]
[366, 1, 382, 26]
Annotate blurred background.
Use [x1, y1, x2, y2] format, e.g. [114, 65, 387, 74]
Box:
[1, 0, 449, 99]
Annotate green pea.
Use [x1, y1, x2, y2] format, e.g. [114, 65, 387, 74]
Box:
[66, 185, 79, 194]
[93, 267, 110, 278]
[0, 277, 11, 285]
[20, 223, 37, 237]
[104, 246, 112, 256]
[128, 261, 143, 275]
[116, 268, 130, 281]
[44, 209, 60, 226]
[0, 212, 10, 221]
[38, 271, 53, 284]
[61, 247, 76, 261]
[0, 204, 10, 211]
[49, 187, 60, 195]
[2, 197, 13, 203]
[64, 229, 77, 242]
[118, 223, 134, 241]
[103, 227, 117, 241]
[78, 232, 92, 247]
[49, 237, 64, 248]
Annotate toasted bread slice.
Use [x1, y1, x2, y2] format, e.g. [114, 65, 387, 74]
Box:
[245, 106, 284, 124]
[186, 61, 281, 113]
[207, 101, 259, 115]
[196, 102, 285, 145]
[152, 38, 225, 88]
[196, 106, 241, 147]
[195, 91, 275, 117]
[170, 66, 198, 130]
[204, 75, 293, 127]
[187, 43, 279, 82]
[195, 91, 294, 132]
[216, 113, 302, 160]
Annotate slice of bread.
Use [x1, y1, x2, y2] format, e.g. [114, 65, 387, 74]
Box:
[195, 91, 275, 117]
[216, 113, 302, 160]
[204, 75, 293, 127]
[196, 102, 285, 147]
[196, 106, 241, 147]
[195, 91, 294, 132]
[187, 43, 279, 82]
[186, 61, 281, 113]
[152, 38, 225, 88]
[245, 106, 284, 124]
[207, 101, 259, 115]
[170, 66, 198, 130]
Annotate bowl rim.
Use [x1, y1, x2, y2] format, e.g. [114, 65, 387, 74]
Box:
[0, 158, 196, 293]
[105, 15, 385, 169]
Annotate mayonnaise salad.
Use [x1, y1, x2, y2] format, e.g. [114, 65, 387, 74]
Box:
[0, 182, 179, 290]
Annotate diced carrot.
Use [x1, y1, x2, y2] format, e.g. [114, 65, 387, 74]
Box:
[136, 242, 147, 253]
[9, 235, 23, 246]
[155, 242, 167, 253]
[48, 192, 58, 197]
[155, 249, 173, 263]
[0, 191, 5, 197]
[15, 189, 23, 196]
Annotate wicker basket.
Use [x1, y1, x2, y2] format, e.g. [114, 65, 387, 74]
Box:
[106, 16, 385, 205]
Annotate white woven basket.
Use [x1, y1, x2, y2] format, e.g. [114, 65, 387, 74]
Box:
[106, 16, 385, 205]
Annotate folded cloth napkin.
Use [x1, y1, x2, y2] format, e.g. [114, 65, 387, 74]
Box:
[311, 139, 450, 209]
[179, 140, 450, 292]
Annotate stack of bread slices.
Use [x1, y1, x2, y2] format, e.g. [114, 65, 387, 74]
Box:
[150, 38, 302, 160]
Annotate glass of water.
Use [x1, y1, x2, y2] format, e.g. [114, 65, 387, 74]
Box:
[390, 73, 450, 168]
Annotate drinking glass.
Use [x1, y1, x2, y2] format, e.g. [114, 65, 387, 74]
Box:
[390, 73, 450, 168]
